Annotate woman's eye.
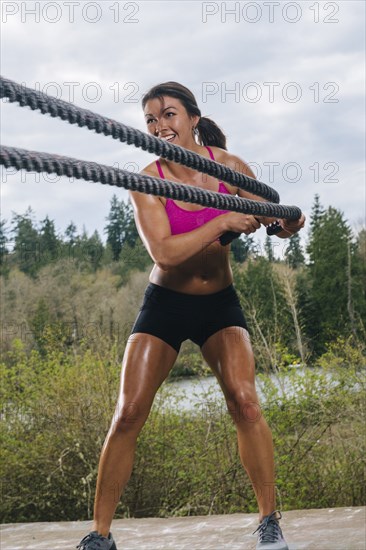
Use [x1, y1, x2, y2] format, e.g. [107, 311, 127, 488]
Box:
[146, 118, 155, 124]
[166, 112, 175, 117]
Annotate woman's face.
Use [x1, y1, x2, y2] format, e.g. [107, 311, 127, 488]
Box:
[143, 96, 199, 148]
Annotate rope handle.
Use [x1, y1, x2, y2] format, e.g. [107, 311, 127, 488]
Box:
[219, 220, 283, 246]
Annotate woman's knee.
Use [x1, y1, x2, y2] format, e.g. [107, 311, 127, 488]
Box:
[225, 383, 262, 424]
[110, 400, 150, 435]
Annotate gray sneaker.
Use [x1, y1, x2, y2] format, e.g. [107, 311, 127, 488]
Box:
[253, 511, 289, 550]
[76, 531, 117, 550]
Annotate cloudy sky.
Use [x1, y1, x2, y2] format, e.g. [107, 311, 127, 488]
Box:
[1, 0, 365, 251]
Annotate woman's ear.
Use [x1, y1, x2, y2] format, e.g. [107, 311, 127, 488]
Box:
[192, 115, 200, 129]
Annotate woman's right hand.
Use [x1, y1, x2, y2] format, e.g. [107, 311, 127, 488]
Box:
[223, 212, 261, 235]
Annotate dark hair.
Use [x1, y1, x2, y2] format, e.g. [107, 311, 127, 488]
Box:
[141, 81, 227, 150]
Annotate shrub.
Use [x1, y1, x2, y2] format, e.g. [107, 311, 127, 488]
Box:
[1, 339, 365, 522]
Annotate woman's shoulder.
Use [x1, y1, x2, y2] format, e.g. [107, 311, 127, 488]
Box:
[207, 146, 243, 167]
[209, 146, 255, 183]
[140, 159, 160, 177]
[206, 145, 227, 162]
[131, 160, 167, 208]
[206, 146, 242, 194]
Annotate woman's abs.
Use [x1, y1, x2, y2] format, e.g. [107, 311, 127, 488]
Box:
[149, 241, 233, 295]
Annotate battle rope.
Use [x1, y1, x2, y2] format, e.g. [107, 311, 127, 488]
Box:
[1, 75, 303, 242]
[0, 145, 302, 222]
[1, 75, 280, 202]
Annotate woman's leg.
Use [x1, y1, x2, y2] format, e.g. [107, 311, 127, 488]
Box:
[201, 326, 276, 521]
[92, 333, 178, 536]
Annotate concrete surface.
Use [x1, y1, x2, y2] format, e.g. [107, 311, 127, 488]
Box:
[1, 507, 365, 550]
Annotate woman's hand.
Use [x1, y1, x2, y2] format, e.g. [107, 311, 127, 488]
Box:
[224, 212, 261, 235]
[278, 213, 306, 235]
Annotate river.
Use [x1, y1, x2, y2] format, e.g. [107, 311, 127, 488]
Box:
[158, 366, 309, 412]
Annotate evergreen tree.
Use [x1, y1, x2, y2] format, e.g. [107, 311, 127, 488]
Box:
[73, 227, 104, 271]
[39, 216, 61, 265]
[307, 194, 325, 260]
[0, 220, 9, 275]
[231, 235, 257, 263]
[284, 233, 305, 269]
[11, 208, 40, 276]
[63, 222, 78, 263]
[65, 222, 77, 245]
[105, 195, 139, 261]
[125, 198, 139, 248]
[264, 235, 275, 262]
[86, 230, 104, 271]
[309, 194, 325, 236]
[305, 206, 356, 352]
[352, 228, 366, 330]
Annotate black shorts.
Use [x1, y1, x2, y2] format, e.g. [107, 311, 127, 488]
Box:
[130, 282, 249, 354]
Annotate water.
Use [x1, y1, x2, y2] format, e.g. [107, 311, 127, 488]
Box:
[158, 367, 307, 412]
[156, 366, 364, 414]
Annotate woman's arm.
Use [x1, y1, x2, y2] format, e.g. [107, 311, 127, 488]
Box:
[128, 171, 230, 270]
[217, 149, 305, 238]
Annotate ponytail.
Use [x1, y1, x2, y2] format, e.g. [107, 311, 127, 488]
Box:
[197, 116, 227, 150]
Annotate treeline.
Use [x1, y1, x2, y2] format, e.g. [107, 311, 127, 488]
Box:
[1, 194, 365, 365]
[0, 195, 151, 279]
[0, 194, 258, 277]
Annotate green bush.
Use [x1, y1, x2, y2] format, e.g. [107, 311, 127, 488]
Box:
[1, 338, 365, 522]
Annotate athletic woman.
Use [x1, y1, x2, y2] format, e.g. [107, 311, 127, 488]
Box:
[77, 82, 305, 550]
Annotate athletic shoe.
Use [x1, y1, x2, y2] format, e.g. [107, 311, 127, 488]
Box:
[76, 531, 117, 550]
[253, 510, 289, 550]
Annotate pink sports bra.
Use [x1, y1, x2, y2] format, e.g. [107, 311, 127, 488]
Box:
[156, 146, 231, 236]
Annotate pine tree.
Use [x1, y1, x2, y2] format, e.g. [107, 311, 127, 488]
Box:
[65, 222, 77, 245]
[352, 228, 366, 331]
[11, 208, 40, 276]
[309, 194, 325, 236]
[105, 195, 139, 261]
[264, 235, 275, 262]
[0, 220, 9, 275]
[86, 230, 104, 271]
[307, 194, 325, 262]
[305, 206, 355, 352]
[231, 235, 257, 263]
[284, 233, 305, 269]
[39, 216, 61, 265]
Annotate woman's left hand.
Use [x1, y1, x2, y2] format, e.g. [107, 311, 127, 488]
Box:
[279, 213, 306, 235]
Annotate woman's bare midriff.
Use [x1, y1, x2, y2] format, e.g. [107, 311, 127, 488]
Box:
[149, 238, 234, 295]
[145, 157, 237, 295]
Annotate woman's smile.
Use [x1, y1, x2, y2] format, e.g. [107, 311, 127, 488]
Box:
[159, 133, 177, 142]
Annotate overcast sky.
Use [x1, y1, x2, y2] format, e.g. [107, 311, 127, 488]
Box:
[1, 0, 365, 252]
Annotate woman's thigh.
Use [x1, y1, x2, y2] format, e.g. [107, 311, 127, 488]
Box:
[112, 332, 178, 431]
[201, 326, 257, 399]
[201, 327, 262, 423]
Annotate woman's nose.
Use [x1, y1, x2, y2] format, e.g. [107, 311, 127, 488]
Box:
[155, 119, 167, 135]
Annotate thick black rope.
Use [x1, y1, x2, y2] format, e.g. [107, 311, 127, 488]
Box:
[0, 75, 281, 203]
[0, 145, 302, 220]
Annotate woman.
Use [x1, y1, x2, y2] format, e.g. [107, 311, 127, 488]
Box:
[77, 82, 305, 550]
